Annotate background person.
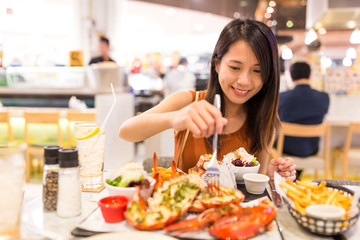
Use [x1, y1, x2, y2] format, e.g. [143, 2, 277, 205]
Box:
[278, 62, 329, 178]
[119, 19, 296, 181]
[164, 57, 196, 97]
[89, 36, 116, 65]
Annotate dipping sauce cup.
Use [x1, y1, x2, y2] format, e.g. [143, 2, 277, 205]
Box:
[243, 173, 270, 195]
[98, 196, 129, 223]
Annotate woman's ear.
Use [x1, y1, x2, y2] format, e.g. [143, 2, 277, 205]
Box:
[215, 60, 220, 73]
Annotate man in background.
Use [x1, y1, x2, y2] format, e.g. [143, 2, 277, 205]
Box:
[164, 57, 196, 97]
[89, 36, 116, 65]
[278, 62, 329, 176]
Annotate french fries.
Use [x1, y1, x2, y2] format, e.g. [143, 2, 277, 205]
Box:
[279, 180, 354, 218]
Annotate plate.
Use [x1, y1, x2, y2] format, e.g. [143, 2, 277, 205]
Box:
[87, 231, 177, 240]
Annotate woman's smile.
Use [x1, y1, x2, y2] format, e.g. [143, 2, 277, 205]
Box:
[232, 87, 250, 96]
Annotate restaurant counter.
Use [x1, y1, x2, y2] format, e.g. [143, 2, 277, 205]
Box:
[0, 87, 96, 108]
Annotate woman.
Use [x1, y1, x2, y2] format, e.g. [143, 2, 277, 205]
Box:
[119, 19, 296, 181]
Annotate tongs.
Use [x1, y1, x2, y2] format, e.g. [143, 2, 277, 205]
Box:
[205, 94, 221, 195]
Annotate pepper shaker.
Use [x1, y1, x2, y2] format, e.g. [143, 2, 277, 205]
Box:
[42, 145, 61, 212]
[57, 148, 81, 218]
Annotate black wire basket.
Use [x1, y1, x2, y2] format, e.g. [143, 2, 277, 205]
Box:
[283, 184, 359, 236]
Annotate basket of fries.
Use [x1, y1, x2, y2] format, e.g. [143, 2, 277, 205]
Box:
[279, 180, 360, 236]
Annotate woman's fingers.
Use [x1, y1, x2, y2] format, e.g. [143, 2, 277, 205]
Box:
[186, 100, 225, 138]
[269, 157, 297, 182]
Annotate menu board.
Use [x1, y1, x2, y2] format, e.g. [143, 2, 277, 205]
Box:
[324, 66, 360, 95]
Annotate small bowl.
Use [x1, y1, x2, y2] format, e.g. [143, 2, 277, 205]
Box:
[231, 164, 260, 182]
[98, 195, 129, 223]
[105, 176, 155, 200]
[305, 204, 345, 220]
[243, 173, 269, 195]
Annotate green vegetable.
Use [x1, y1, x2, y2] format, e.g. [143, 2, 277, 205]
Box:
[251, 157, 259, 166]
[118, 171, 144, 187]
[106, 176, 122, 186]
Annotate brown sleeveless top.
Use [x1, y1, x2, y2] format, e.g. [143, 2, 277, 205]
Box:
[174, 90, 252, 173]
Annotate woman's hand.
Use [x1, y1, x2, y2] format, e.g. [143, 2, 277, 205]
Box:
[171, 100, 228, 138]
[267, 157, 296, 181]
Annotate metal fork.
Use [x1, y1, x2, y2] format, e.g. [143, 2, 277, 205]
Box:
[205, 94, 221, 195]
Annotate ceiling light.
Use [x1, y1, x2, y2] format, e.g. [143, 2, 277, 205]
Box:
[264, 12, 272, 19]
[240, 1, 248, 7]
[342, 57, 352, 67]
[233, 12, 240, 18]
[350, 28, 360, 44]
[348, 21, 356, 29]
[267, 20, 273, 27]
[266, 7, 274, 14]
[286, 20, 293, 28]
[346, 47, 357, 59]
[318, 28, 327, 35]
[305, 29, 318, 45]
[320, 56, 332, 69]
[281, 47, 293, 60]
[269, 1, 276, 7]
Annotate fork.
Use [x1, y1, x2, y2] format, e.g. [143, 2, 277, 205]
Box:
[205, 94, 221, 195]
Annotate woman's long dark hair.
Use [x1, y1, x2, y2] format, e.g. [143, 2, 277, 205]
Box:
[205, 19, 280, 155]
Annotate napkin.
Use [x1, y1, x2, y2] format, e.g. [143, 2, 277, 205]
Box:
[202, 162, 236, 189]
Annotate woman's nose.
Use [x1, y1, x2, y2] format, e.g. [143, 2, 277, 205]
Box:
[236, 71, 251, 85]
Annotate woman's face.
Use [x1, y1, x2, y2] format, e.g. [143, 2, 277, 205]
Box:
[216, 40, 263, 107]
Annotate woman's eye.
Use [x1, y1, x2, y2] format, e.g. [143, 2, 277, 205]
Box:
[254, 69, 261, 73]
[229, 66, 240, 70]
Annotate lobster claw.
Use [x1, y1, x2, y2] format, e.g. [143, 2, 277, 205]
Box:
[208, 198, 277, 240]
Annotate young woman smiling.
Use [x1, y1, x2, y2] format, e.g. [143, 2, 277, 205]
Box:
[119, 19, 296, 181]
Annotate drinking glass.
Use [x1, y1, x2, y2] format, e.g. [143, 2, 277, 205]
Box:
[74, 122, 105, 191]
[0, 143, 25, 240]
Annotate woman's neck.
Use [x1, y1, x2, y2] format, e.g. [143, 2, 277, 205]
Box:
[223, 99, 246, 134]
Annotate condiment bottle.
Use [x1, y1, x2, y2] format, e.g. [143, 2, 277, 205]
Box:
[42, 145, 61, 212]
[57, 148, 81, 218]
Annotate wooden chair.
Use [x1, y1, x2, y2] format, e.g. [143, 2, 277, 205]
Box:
[0, 111, 14, 142]
[276, 122, 331, 179]
[66, 110, 96, 147]
[24, 111, 62, 182]
[333, 122, 360, 179]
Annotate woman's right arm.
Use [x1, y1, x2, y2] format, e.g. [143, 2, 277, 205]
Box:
[118, 91, 193, 142]
[118, 91, 227, 142]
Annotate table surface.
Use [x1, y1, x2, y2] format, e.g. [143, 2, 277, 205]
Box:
[21, 185, 360, 240]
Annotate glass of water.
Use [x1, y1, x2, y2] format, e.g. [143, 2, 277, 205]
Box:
[0, 143, 25, 240]
[74, 122, 105, 191]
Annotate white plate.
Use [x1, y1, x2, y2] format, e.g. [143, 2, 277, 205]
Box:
[87, 231, 177, 240]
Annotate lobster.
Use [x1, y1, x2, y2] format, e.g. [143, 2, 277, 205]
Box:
[165, 197, 277, 240]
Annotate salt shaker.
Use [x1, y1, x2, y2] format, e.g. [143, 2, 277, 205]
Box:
[42, 145, 61, 212]
[57, 148, 81, 218]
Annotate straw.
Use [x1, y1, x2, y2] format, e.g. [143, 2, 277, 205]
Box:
[85, 83, 117, 155]
[99, 82, 117, 135]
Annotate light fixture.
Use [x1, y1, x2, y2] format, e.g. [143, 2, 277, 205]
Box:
[318, 28, 327, 35]
[281, 46, 293, 60]
[305, 29, 318, 45]
[266, 7, 274, 14]
[342, 57, 352, 67]
[350, 28, 360, 44]
[346, 47, 357, 59]
[286, 20, 294, 28]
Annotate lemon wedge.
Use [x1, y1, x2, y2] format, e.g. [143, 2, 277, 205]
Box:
[75, 127, 100, 140]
